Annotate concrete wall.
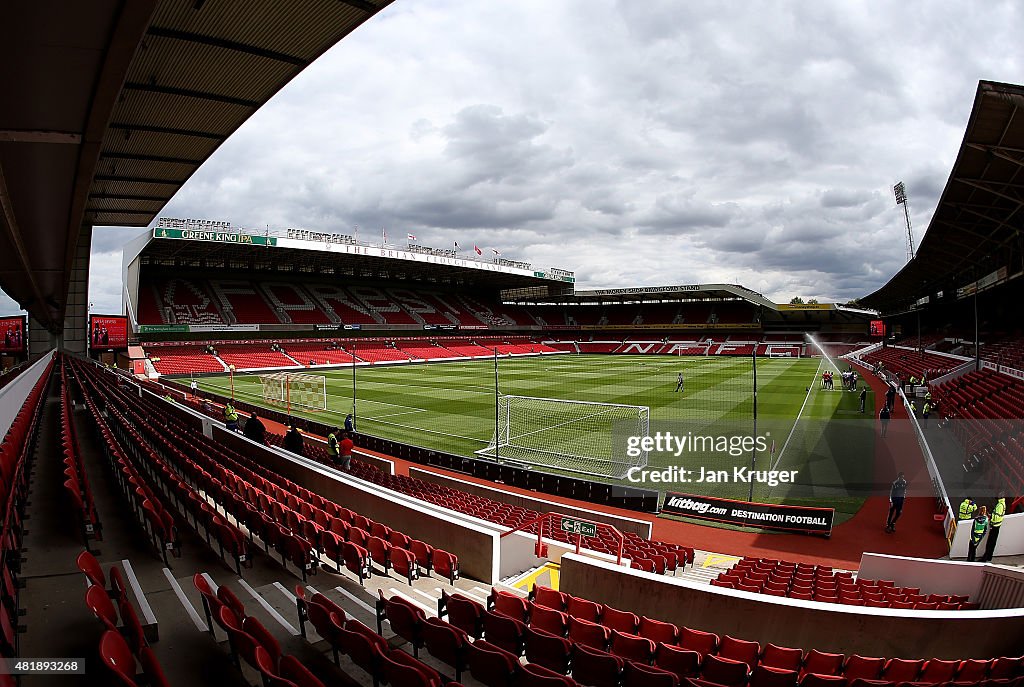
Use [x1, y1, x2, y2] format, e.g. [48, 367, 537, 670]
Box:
[858, 553, 985, 599]
[559, 553, 1024, 660]
[0, 351, 54, 438]
[212, 426, 501, 583]
[409, 467, 653, 539]
[951, 512, 1024, 559]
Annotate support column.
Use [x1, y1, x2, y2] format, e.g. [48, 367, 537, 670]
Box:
[60, 224, 92, 355]
[27, 316, 56, 361]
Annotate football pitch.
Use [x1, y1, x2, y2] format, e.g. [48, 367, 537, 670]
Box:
[198, 354, 876, 518]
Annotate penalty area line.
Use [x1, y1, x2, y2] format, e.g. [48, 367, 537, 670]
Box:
[770, 357, 821, 472]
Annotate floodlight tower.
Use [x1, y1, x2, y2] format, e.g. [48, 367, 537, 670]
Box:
[893, 181, 915, 262]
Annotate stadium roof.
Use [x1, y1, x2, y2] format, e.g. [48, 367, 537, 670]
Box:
[514, 284, 777, 307]
[862, 81, 1024, 314]
[0, 0, 391, 332]
[125, 227, 573, 294]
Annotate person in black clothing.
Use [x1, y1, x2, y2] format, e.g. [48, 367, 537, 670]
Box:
[886, 472, 908, 532]
[243, 411, 267, 444]
[283, 425, 304, 456]
[859, 387, 867, 413]
[885, 383, 897, 412]
[879, 406, 891, 438]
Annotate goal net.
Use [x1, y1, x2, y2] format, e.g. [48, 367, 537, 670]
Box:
[475, 395, 649, 479]
[257, 372, 327, 412]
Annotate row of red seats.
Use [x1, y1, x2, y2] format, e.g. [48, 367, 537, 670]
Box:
[0, 356, 53, 663]
[933, 369, 1024, 492]
[69, 363, 184, 567]
[70, 360, 250, 575]
[194, 573, 326, 687]
[72, 358, 461, 590]
[713, 558, 974, 610]
[77, 551, 169, 687]
[60, 363, 102, 549]
[861, 348, 955, 383]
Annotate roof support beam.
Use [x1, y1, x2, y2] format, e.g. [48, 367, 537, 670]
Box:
[146, 26, 305, 65]
[339, 0, 380, 12]
[107, 122, 226, 140]
[93, 174, 182, 185]
[100, 151, 202, 165]
[955, 178, 1024, 208]
[89, 193, 169, 202]
[0, 130, 81, 144]
[122, 81, 259, 108]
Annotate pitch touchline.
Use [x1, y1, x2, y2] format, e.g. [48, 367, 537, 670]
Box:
[770, 357, 822, 473]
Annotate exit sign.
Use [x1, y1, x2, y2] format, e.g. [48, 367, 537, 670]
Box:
[560, 517, 597, 538]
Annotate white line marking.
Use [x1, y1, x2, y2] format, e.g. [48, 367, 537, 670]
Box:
[120, 559, 158, 627]
[238, 578, 299, 636]
[771, 357, 822, 472]
[409, 588, 440, 606]
[471, 586, 492, 599]
[162, 568, 207, 632]
[334, 586, 376, 616]
[273, 581, 297, 604]
[305, 585, 320, 596]
[387, 588, 436, 617]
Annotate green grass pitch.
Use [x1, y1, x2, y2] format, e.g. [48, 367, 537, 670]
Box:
[197, 354, 873, 520]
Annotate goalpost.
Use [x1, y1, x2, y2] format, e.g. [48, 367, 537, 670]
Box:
[256, 372, 327, 412]
[475, 395, 650, 479]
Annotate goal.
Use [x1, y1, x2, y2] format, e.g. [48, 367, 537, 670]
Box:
[256, 372, 327, 412]
[475, 395, 650, 479]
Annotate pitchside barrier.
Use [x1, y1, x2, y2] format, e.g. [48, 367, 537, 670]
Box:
[559, 553, 1024, 661]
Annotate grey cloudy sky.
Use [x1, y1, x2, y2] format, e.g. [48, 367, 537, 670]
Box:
[7, 0, 1024, 316]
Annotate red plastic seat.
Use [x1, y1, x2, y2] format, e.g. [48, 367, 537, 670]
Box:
[572, 643, 624, 687]
[466, 639, 521, 687]
[751, 665, 799, 687]
[337, 618, 387, 681]
[532, 584, 568, 611]
[525, 626, 572, 675]
[390, 548, 419, 585]
[639, 616, 678, 645]
[491, 588, 528, 621]
[275, 654, 326, 687]
[530, 602, 569, 637]
[655, 644, 701, 680]
[76, 549, 106, 587]
[881, 658, 923, 682]
[602, 605, 639, 634]
[378, 592, 426, 657]
[799, 674, 846, 687]
[432, 549, 460, 584]
[720, 635, 760, 669]
[624, 660, 680, 687]
[483, 609, 526, 655]
[86, 584, 118, 632]
[442, 591, 484, 639]
[139, 647, 171, 687]
[521, 661, 577, 687]
[610, 630, 655, 664]
[844, 655, 885, 681]
[380, 648, 442, 687]
[680, 626, 720, 657]
[761, 644, 803, 672]
[422, 617, 468, 683]
[917, 659, 959, 684]
[567, 595, 601, 622]
[569, 616, 611, 651]
[955, 659, 991, 682]
[100, 630, 139, 687]
[702, 654, 750, 687]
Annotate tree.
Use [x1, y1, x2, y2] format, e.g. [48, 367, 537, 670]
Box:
[789, 297, 804, 304]
[807, 298, 819, 304]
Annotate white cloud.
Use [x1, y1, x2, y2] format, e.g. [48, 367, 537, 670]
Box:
[53, 0, 1023, 309]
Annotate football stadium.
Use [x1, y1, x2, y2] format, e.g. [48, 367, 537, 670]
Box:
[0, 2, 1023, 686]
